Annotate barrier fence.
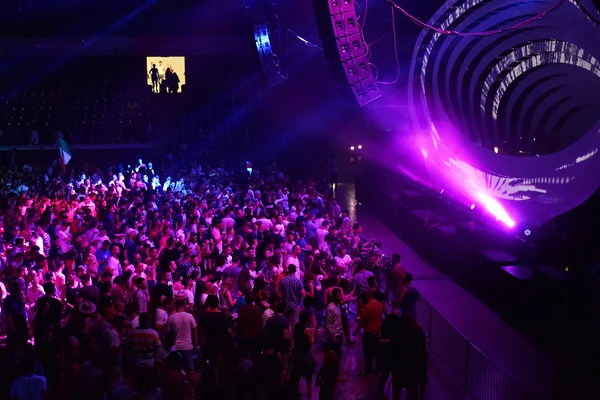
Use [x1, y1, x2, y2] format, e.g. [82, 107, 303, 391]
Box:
[416, 295, 537, 400]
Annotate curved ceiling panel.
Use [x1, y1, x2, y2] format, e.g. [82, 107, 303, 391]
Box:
[408, 0, 600, 228]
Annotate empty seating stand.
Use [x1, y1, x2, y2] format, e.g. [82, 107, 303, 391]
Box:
[1, 82, 152, 145]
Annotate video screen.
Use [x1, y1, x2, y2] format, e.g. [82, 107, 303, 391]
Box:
[146, 56, 186, 93]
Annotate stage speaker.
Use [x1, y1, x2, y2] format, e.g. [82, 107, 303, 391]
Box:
[246, 0, 283, 87]
[252, 15, 283, 87]
[314, 0, 382, 106]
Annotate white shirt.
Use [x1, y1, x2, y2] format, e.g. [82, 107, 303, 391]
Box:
[108, 256, 122, 276]
[211, 227, 223, 253]
[257, 218, 272, 232]
[262, 308, 275, 328]
[35, 236, 45, 256]
[286, 255, 300, 271]
[58, 230, 72, 253]
[155, 308, 169, 327]
[334, 254, 353, 276]
[315, 274, 324, 291]
[316, 228, 328, 250]
[26, 285, 45, 307]
[178, 289, 194, 304]
[222, 217, 235, 230]
[167, 311, 197, 351]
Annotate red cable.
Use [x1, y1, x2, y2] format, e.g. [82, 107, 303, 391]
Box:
[386, 0, 566, 37]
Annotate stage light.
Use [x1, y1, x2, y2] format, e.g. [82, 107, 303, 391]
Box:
[470, 204, 475, 210]
[357, 155, 362, 160]
[440, 189, 444, 194]
[409, 0, 600, 230]
[524, 229, 531, 236]
[358, 145, 362, 149]
[421, 148, 428, 158]
[350, 156, 355, 162]
[477, 193, 515, 228]
[350, 146, 355, 150]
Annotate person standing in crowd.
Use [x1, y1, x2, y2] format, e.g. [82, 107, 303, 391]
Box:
[325, 287, 346, 382]
[279, 264, 305, 329]
[0, 153, 427, 399]
[126, 312, 161, 371]
[388, 253, 407, 305]
[379, 304, 428, 400]
[360, 288, 383, 375]
[167, 298, 198, 395]
[107, 244, 123, 277]
[399, 272, 420, 319]
[290, 309, 317, 398]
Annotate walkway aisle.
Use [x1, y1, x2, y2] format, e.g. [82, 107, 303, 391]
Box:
[335, 183, 555, 398]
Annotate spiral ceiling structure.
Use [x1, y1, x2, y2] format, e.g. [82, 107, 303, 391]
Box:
[408, 0, 600, 227]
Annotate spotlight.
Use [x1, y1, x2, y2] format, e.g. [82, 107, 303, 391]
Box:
[350, 146, 355, 151]
[357, 145, 362, 150]
[470, 204, 475, 210]
[421, 148, 428, 158]
[357, 155, 362, 161]
[477, 193, 515, 228]
[493, 146, 499, 154]
[524, 229, 531, 236]
[440, 189, 444, 194]
[350, 156, 355, 162]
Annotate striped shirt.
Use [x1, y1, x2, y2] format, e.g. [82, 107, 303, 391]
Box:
[40, 231, 51, 257]
[127, 327, 161, 355]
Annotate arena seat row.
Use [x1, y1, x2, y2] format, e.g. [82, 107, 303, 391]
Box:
[0, 89, 152, 144]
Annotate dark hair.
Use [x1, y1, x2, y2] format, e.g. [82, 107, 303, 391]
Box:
[276, 301, 287, 314]
[136, 277, 146, 286]
[175, 298, 186, 310]
[245, 291, 256, 305]
[205, 294, 219, 309]
[268, 294, 281, 306]
[288, 264, 296, 274]
[43, 282, 56, 296]
[392, 253, 401, 264]
[331, 287, 342, 298]
[405, 272, 413, 284]
[138, 312, 150, 328]
[298, 309, 309, 326]
[367, 276, 377, 287]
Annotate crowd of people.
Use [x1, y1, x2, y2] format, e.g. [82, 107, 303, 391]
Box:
[0, 153, 427, 400]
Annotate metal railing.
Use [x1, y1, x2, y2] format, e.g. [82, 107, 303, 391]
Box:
[416, 295, 537, 400]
